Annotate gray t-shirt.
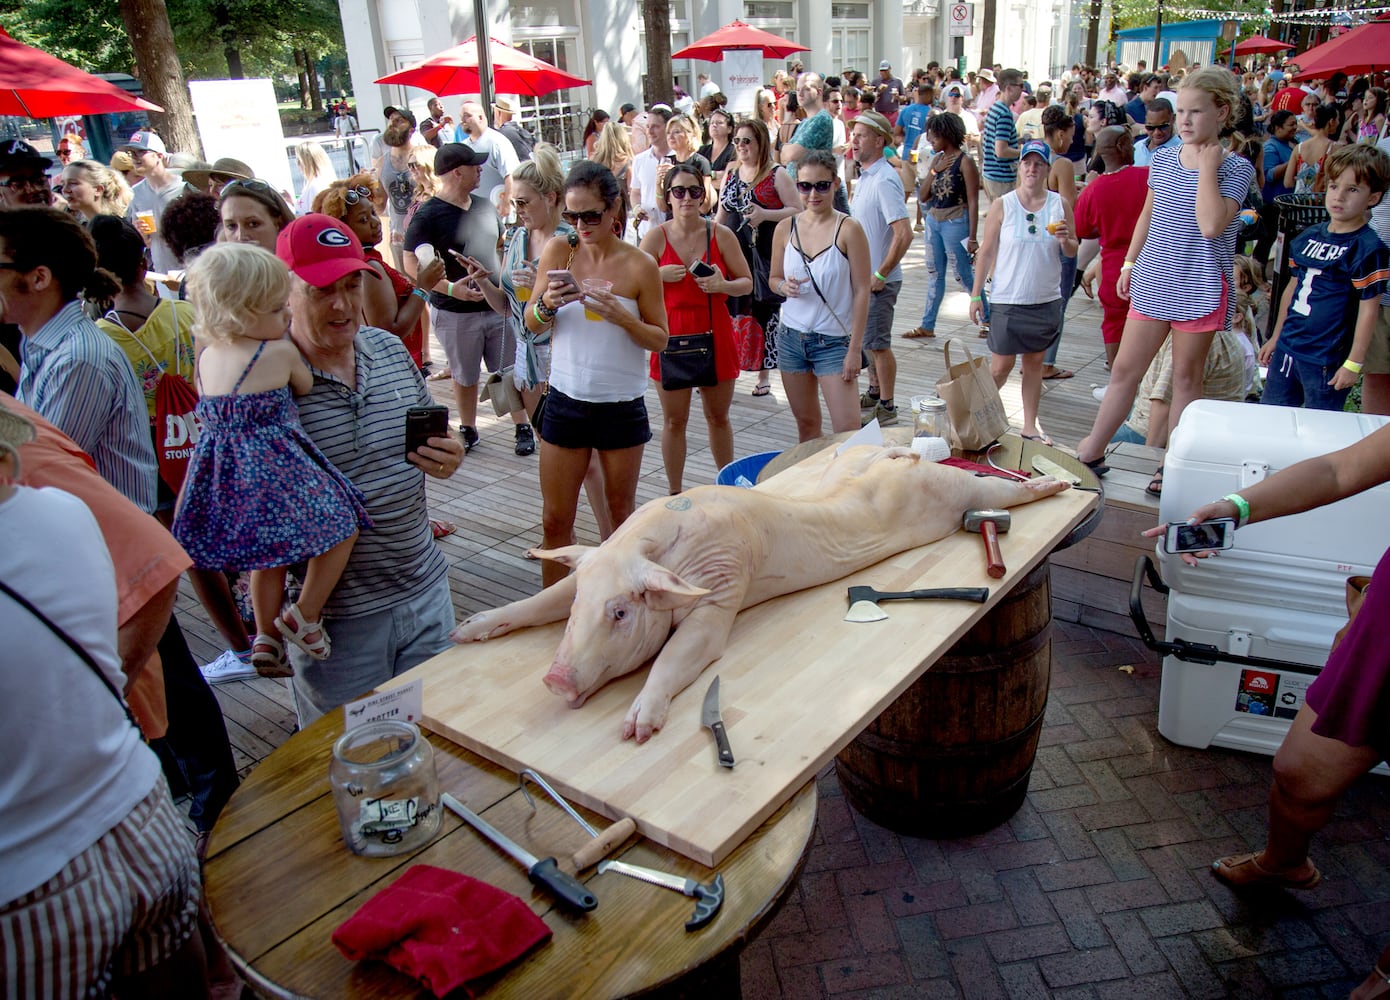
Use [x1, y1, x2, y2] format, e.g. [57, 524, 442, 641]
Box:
[463, 128, 520, 204]
[126, 177, 190, 274]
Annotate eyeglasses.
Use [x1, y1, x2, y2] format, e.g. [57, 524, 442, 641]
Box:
[343, 185, 374, 205]
[796, 180, 834, 193]
[0, 174, 46, 190]
[732, 136, 755, 146]
[512, 197, 530, 208]
[407, 161, 420, 170]
[669, 184, 704, 200]
[1145, 122, 1171, 131]
[561, 209, 606, 225]
[57, 149, 73, 159]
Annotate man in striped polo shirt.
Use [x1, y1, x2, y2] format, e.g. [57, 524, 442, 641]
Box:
[277, 214, 466, 723]
[981, 68, 1025, 203]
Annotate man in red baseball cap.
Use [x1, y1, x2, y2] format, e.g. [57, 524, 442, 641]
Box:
[274, 213, 464, 724]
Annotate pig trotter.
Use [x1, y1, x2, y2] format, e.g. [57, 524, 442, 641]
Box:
[621, 692, 671, 744]
[451, 611, 513, 643]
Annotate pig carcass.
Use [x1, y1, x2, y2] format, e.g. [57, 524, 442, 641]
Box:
[452, 445, 1069, 742]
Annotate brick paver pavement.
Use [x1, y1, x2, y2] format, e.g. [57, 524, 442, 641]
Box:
[739, 619, 1390, 999]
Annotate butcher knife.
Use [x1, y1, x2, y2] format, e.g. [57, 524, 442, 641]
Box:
[440, 793, 598, 912]
[701, 675, 735, 768]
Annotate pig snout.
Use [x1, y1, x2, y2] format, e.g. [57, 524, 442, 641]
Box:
[542, 664, 588, 706]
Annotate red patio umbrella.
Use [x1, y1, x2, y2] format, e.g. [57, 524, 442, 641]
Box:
[0, 28, 162, 117]
[1221, 35, 1294, 58]
[671, 20, 810, 61]
[1291, 15, 1390, 79]
[375, 36, 590, 97]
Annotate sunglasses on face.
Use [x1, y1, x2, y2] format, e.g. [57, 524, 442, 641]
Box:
[343, 185, 374, 205]
[0, 174, 46, 190]
[796, 179, 833, 193]
[407, 161, 420, 170]
[732, 136, 755, 146]
[561, 209, 606, 225]
[669, 184, 703, 200]
[512, 197, 530, 208]
[1145, 122, 1172, 131]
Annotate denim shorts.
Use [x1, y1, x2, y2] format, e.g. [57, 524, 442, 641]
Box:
[778, 323, 851, 377]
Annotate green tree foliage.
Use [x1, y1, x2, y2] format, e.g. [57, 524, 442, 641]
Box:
[0, 0, 345, 81]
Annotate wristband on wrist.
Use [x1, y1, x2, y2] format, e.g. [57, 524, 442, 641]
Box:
[531, 300, 553, 325]
[411, 287, 429, 302]
[873, 270, 887, 283]
[1120, 261, 1135, 271]
[1342, 359, 1363, 374]
[445, 280, 455, 298]
[1223, 493, 1251, 528]
[970, 295, 983, 302]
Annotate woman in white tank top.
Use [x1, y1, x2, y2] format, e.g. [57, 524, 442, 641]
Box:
[523, 161, 669, 587]
[970, 140, 1078, 445]
[768, 150, 872, 442]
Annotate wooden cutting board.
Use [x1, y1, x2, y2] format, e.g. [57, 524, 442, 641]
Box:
[410, 440, 1099, 866]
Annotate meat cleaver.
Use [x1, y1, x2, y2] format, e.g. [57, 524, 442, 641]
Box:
[844, 585, 990, 623]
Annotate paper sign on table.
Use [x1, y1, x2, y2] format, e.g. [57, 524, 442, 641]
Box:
[345, 678, 424, 731]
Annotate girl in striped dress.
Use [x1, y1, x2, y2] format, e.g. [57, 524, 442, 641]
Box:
[1075, 67, 1256, 476]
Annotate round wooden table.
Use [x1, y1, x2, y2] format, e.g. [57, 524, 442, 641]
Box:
[204, 711, 816, 998]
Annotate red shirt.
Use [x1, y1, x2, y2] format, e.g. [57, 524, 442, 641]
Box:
[1074, 165, 1150, 292]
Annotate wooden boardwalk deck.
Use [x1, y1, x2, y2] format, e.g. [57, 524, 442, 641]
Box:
[177, 240, 1152, 775]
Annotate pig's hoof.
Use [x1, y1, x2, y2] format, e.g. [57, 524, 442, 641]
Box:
[451, 613, 506, 643]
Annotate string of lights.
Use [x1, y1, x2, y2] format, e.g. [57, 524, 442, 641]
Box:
[1078, 4, 1388, 26]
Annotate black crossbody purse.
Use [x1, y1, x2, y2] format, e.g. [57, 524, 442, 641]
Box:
[658, 222, 719, 391]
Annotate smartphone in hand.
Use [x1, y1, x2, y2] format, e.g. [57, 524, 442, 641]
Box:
[1162, 518, 1236, 554]
[688, 260, 717, 279]
[404, 405, 449, 459]
[547, 269, 580, 295]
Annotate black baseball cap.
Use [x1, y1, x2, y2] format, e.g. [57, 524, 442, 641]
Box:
[0, 140, 51, 173]
[435, 143, 489, 173]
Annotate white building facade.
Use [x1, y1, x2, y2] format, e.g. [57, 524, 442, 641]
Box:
[340, 0, 1104, 138]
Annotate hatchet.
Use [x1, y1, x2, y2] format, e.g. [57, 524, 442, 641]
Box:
[844, 585, 990, 623]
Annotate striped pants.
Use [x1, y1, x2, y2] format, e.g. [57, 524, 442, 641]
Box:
[1, 777, 200, 998]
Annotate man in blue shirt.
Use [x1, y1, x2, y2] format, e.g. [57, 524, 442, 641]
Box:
[1256, 110, 1299, 264]
[1126, 75, 1161, 125]
[895, 85, 934, 224]
[1133, 100, 1180, 167]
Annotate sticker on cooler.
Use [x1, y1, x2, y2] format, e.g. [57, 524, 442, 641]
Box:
[1273, 672, 1312, 720]
[1234, 669, 1279, 716]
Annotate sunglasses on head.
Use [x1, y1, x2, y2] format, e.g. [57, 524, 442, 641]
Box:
[561, 208, 606, 225]
[796, 179, 833, 193]
[221, 178, 275, 198]
[669, 184, 703, 200]
[343, 185, 374, 205]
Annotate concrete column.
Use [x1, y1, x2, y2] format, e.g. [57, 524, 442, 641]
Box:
[581, 2, 641, 111]
[341, 0, 389, 132]
[876, 0, 906, 73]
[418, 0, 454, 54]
[800, 0, 831, 77]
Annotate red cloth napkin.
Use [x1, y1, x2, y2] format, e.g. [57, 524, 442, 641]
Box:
[940, 456, 1028, 479]
[332, 864, 551, 997]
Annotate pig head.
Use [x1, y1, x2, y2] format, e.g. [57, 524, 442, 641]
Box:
[530, 544, 711, 707]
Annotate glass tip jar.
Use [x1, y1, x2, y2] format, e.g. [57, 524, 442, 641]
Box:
[330, 720, 442, 857]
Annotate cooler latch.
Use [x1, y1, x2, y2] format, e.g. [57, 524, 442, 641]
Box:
[1240, 462, 1269, 489]
[1227, 630, 1252, 658]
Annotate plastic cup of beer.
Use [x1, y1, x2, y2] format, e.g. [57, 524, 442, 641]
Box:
[1045, 220, 1064, 235]
[135, 210, 157, 235]
[582, 278, 612, 321]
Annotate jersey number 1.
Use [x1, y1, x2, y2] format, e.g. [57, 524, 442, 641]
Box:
[1290, 266, 1322, 317]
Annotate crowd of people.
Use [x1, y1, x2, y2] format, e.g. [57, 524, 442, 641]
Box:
[3, 43, 1390, 997]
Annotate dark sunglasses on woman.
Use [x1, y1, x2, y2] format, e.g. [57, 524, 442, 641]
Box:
[796, 180, 833, 193]
[669, 184, 703, 200]
[561, 209, 605, 225]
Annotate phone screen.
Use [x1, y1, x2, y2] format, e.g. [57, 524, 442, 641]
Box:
[1164, 519, 1236, 554]
[404, 405, 449, 459]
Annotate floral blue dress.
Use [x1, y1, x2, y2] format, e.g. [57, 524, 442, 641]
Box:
[173, 342, 371, 571]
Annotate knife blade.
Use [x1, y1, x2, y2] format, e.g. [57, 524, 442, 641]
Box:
[440, 793, 597, 912]
[701, 675, 735, 768]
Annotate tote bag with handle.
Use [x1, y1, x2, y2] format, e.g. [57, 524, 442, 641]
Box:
[936, 337, 1009, 452]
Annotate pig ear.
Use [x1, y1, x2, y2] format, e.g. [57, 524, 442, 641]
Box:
[526, 545, 596, 569]
[636, 561, 711, 611]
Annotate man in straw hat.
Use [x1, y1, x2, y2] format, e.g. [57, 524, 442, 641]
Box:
[181, 156, 254, 197]
[493, 96, 535, 161]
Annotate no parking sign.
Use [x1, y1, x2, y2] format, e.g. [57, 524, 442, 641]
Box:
[949, 3, 974, 36]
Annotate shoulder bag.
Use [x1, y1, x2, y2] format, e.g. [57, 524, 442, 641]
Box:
[658, 222, 719, 391]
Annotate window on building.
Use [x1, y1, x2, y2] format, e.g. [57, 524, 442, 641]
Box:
[830, 2, 872, 75]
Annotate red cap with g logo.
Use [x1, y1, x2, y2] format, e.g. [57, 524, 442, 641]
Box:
[275, 213, 378, 289]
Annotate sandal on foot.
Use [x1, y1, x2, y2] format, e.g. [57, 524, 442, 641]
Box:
[1022, 433, 1054, 446]
[1145, 467, 1164, 497]
[1042, 368, 1075, 380]
[751, 383, 772, 396]
[276, 603, 331, 661]
[1211, 852, 1321, 890]
[902, 326, 935, 339]
[426, 366, 452, 381]
[430, 518, 457, 540]
[251, 634, 293, 678]
[1082, 456, 1110, 478]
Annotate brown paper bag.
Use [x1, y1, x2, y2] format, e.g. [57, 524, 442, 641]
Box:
[936, 337, 1009, 452]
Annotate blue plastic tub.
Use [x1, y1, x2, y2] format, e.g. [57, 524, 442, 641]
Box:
[715, 450, 780, 488]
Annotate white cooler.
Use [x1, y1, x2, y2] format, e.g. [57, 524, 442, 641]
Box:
[1152, 400, 1390, 768]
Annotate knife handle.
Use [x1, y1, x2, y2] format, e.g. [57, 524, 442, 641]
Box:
[709, 720, 736, 768]
[879, 588, 990, 603]
[529, 857, 598, 912]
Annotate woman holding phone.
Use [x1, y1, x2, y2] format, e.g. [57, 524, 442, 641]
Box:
[768, 149, 871, 442]
[524, 162, 668, 587]
[640, 162, 752, 494]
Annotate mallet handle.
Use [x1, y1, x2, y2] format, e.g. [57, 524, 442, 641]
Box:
[981, 520, 1006, 579]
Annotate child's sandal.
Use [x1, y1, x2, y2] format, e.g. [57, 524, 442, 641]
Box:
[251, 634, 293, 678]
[276, 603, 331, 661]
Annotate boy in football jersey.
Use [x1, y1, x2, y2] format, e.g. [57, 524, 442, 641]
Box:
[1260, 144, 1390, 411]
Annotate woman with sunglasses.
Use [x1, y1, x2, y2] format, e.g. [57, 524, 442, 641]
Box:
[525, 162, 668, 587]
[316, 174, 443, 371]
[969, 140, 1077, 447]
[218, 178, 294, 254]
[639, 162, 752, 495]
[768, 149, 871, 442]
[718, 120, 799, 395]
[756, 89, 781, 149]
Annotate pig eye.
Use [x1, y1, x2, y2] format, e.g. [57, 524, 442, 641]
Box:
[612, 607, 627, 622]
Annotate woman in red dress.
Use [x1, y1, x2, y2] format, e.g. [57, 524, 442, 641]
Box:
[639, 161, 752, 494]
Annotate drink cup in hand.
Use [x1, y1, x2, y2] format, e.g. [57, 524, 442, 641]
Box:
[582, 278, 612, 321]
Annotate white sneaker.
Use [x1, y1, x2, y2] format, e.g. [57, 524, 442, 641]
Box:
[200, 649, 257, 684]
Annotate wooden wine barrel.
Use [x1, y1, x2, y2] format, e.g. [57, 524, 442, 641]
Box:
[835, 560, 1052, 837]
